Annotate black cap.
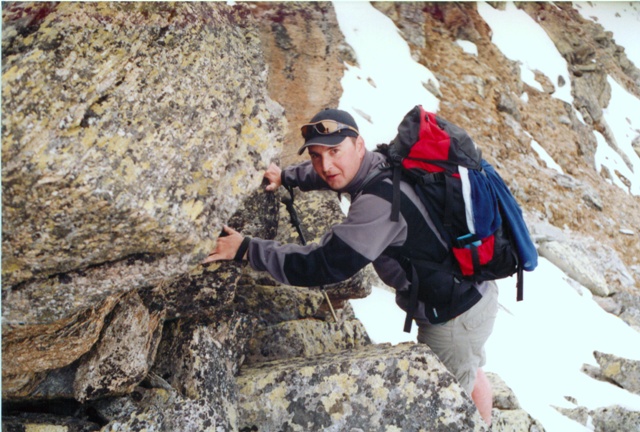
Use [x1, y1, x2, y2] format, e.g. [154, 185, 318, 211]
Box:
[297, 108, 359, 155]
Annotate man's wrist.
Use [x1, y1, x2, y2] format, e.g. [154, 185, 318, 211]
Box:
[233, 236, 251, 262]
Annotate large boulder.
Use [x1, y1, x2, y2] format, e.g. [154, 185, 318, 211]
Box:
[2, 1, 283, 306]
[237, 343, 488, 431]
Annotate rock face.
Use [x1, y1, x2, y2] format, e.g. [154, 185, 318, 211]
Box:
[250, 2, 349, 167]
[2, 0, 281, 406]
[3, 1, 640, 431]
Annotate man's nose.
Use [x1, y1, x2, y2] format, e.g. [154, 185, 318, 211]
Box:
[321, 156, 333, 173]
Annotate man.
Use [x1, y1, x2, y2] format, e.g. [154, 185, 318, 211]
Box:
[203, 108, 497, 425]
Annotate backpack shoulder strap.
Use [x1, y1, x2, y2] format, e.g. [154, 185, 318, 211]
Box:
[360, 161, 392, 192]
[390, 165, 402, 222]
[360, 162, 404, 223]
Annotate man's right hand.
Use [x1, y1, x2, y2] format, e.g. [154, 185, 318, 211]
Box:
[264, 162, 282, 192]
[201, 225, 245, 264]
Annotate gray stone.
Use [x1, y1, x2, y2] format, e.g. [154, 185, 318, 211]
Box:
[73, 291, 164, 401]
[98, 387, 223, 432]
[538, 240, 610, 296]
[3, 1, 640, 430]
[487, 372, 546, 431]
[592, 295, 623, 315]
[591, 405, 640, 432]
[244, 315, 371, 364]
[619, 308, 640, 332]
[238, 343, 487, 431]
[553, 405, 590, 426]
[150, 312, 255, 431]
[487, 372, 521, 410]
[594, 351, 640, 395]
[491, 408, 546, 432]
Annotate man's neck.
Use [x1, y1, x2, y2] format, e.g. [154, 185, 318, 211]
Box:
[342, 150, 382, 196]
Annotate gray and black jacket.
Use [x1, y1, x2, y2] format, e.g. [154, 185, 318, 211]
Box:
[246, 150, 488, 324]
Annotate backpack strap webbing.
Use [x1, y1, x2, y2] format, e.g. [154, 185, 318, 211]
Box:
[360, 162, 392, 192]
[443, 175, 455, 230]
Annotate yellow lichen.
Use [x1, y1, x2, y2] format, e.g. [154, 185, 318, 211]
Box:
[397, 358, 410, 372]
[143, 197, 156, 213]
[371, 383, 389, 400]
[185, 177, 210, 197]
[105, 135, 131, 157]
[603, 361, 622, 377]
[181, 199, 204, 221]
[80, 128, 99, 149]
[299, 366, 316, 378]
[25, 424, 68, 432]
[268, 384, 288, 405]
[402, 381, 419, 405]
[119, 156, 137, 184]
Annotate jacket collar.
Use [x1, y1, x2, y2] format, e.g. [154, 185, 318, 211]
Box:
[342, 150, 387, 196]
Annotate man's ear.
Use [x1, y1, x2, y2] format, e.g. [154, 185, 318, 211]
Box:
[356, 136, 366, 158]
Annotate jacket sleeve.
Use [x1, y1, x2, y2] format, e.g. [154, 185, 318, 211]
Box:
[246, 192, 408, 287]
[281, 160, 330, 191]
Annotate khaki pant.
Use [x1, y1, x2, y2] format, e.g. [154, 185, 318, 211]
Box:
[416, 281, 499, 394]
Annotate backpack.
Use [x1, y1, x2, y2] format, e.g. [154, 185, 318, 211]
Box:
[364, 105, 538, 332]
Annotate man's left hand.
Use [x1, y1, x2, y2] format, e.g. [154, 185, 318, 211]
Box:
[264, 163, 282, 192]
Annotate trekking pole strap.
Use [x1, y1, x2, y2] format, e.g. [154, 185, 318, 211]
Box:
[233, 236, 252, 262]
[282, 186, 307, 246]
[403, 264, 420, 333]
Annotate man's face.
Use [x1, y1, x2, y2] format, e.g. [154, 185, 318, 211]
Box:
[308, 136, 365, 190]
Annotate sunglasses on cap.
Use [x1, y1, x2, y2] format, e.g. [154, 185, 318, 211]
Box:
[300, 120, 359, 140]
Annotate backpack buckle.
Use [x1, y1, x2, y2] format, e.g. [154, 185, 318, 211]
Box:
[416, 171, 445, 185]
